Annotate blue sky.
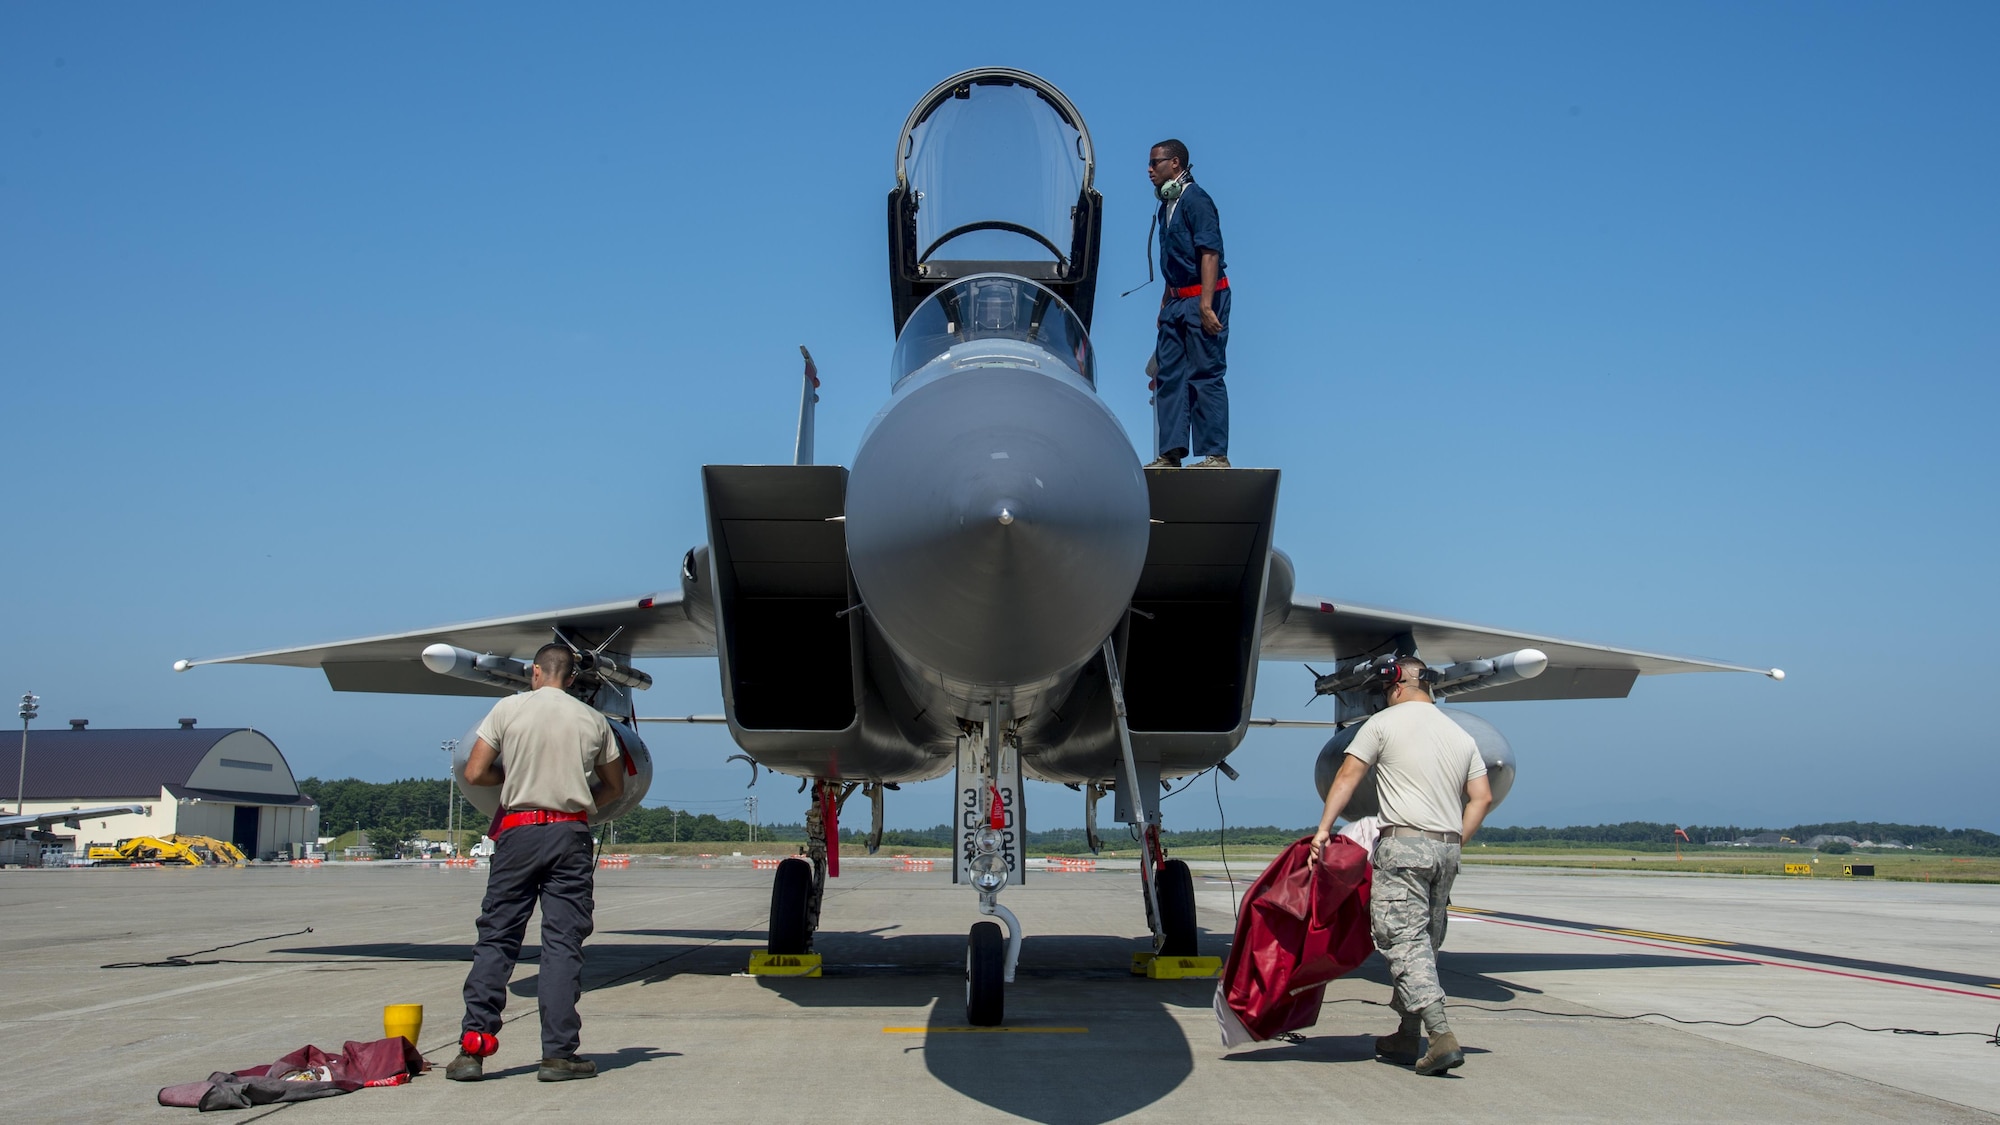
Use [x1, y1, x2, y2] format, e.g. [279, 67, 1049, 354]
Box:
[3, 4, 1994, 832]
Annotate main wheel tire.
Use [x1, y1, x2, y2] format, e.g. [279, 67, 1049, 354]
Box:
[767, 857, 814, 954]
[1156, 858, 1199, 956]
[966, 921, 1005, 1026]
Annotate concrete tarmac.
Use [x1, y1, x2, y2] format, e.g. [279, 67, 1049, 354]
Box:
[1, 859, 1994, 1123]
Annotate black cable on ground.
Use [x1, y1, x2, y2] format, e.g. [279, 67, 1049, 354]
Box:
[101, 926, 316, 969]
[1316, 996, 2000, 1046]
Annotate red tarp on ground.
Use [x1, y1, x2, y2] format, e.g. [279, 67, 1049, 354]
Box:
[1216, 836, 1374, 1043]
[159, 1036, 427, 1111]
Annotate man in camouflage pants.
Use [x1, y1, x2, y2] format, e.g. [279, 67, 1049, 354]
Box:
[1312, 658, 1494, 1075]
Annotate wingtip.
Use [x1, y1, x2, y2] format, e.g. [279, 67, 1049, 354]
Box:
[172, 659, 193, 673]
[1768, 668, 1785, 681]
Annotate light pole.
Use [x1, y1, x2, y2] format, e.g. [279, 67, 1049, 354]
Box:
[744, 796, 758, 844]
[441, 739, 459, 854]
[16, 692, 38, 816]
[671, 808, 680, 844]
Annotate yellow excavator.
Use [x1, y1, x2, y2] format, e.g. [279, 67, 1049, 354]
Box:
[86, 834, 248, 866]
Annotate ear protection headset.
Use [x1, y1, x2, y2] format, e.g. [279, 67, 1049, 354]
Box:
[1374, 658, 1439, 693]
[1155, 171, 1190, 202]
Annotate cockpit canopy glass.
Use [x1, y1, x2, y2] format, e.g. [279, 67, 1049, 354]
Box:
[904, 79, 1088, 269]
[891, 275, 1094, 388]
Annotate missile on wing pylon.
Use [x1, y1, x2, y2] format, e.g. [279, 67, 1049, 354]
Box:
[1433, 648, 1548, 698]
[1312, 647, 1548, 699]
[422, 644, 531, 691]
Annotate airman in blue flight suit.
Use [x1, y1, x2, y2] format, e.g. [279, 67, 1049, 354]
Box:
[1147, 138, 1230, 468]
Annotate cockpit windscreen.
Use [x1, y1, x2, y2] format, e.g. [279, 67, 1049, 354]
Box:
[891, 275, 1094, 388]
[904, 81, 1088, 268]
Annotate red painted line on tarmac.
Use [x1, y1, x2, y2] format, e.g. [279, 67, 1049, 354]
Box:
[1468, 915, 2000, 1002]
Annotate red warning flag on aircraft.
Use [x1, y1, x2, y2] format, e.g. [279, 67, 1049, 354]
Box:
[1216, 836, 1374, 1045]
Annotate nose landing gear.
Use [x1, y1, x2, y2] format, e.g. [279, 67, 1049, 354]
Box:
[960, 701, 1024, 1026]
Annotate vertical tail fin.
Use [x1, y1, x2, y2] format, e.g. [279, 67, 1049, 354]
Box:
[795, 346, 819, 466]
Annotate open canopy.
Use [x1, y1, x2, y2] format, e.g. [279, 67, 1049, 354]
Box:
[888, 69, 1103, 335]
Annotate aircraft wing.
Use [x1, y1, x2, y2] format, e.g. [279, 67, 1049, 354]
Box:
[177, 587, 716, 698]
[1261, 594, 1780, 701]
[0, 804, 148, 833]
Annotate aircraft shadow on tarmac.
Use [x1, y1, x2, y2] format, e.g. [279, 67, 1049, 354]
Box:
[1434, 950, 1744, 1002]
[256, 935, 1741, 1122]
[769, 925, 1205, 1125]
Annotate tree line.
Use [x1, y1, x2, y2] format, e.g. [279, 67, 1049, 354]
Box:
[296, 781, 1999, 857]
[1474, 820, 2000, 854]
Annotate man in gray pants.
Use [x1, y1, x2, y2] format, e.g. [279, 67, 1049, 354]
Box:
[1312, 657, 1494, 1075]
[447, 643, 624, 1083]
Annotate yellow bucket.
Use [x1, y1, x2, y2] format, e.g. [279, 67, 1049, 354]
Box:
[383, 1003, 423, 1047]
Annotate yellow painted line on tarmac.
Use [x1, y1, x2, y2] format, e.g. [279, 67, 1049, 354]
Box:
[1447, 905, 1491, 914]
[1597, 928, 1735, 947]
[884, 1027, 1088, 1034]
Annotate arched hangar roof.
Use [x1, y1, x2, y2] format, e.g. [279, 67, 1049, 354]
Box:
[1, 727, 304, 803]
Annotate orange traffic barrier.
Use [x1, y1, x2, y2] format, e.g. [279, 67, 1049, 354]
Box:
[1043, 857, 1097, 872]
[289, 858, 325, 867]
[752, 857, 783, 869]
[598, 854, 631, 868]
[898, 858, 935, 872]
[444, 857, 477, 868]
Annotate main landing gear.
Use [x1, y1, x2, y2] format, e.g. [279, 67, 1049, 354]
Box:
[766, 778, 859, 956]
[1102, 639, 1201, 960]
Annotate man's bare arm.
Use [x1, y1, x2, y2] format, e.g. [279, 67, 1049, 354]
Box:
[1308, 755, 1371, 863]
[1461, 773, 1494, 845]
[593, 755, 625, 807]
[463, 737, 504, 788]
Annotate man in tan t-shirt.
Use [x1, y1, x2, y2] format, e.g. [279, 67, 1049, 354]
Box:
[446, 643, 623, 1084]
[1311, 656, 1494, 1076]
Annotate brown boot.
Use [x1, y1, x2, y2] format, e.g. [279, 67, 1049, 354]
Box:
[1374, 1026, 1421, 1065]
[1414, 1030, 1464, 1076]
[444, 1052, 483, 1082]
[1144, 455, 1182, 469]
[537, 1056, 598, 1082]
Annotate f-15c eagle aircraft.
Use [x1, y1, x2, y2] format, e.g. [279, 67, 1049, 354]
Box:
[1, 805, 147, 837]
[179, 68, 1779, 1025]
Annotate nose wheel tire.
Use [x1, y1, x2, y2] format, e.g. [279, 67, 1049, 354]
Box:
[966, 920, 1005, 1026]
[1155, 858, 1199, 957]
[768, 857, 814, 954]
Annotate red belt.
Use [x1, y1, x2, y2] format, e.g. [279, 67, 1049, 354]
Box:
[493, 808, 590, 836]
[1169, 276, 1228, 299]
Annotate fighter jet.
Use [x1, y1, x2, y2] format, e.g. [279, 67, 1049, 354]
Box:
[177, 68, 1779, 1025]
[1, 804, 148, 863]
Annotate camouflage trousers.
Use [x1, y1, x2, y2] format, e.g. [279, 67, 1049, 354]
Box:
[1370, 835, 1460, 1016]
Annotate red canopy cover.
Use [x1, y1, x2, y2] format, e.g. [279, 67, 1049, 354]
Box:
[1217, 836, 1374, 1042]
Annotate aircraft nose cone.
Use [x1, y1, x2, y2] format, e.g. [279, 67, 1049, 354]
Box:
[847, 368, 1149, 687]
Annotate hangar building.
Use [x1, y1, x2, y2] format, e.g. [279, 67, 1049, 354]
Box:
[1, 719, 320, 859]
